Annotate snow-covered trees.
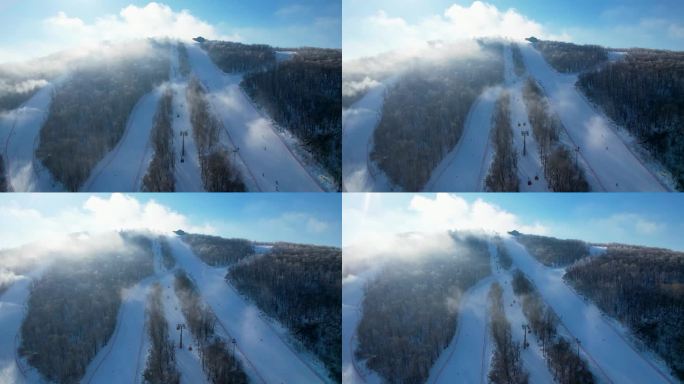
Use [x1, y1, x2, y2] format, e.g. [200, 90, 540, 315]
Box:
[143, 283, 181, 384]
[511, 270, 595, 384]
[143, 88, 175, 191]
[174, 271, 248, 384]
[37, 46, 169, 191]
[577, 49, 684, 190]
[241, 48, 342, 187]
[565, 245, 684, 380]
[160, 236, 176, 269]
[0, 156, 6, 191]
[19, 233, 154, 383]
[186, 76, 245, 191]
[201, 41, 275, 73]
[511, 44, 526, 76]
[533, 40, 608, 73]
[488, 283, 529, 384]
[522, 78, 589, 191]
[228, 243, 342, 381]
[486, 91, 519, 192]
[180, 233, 254, 266]
[177, 43, 191, 78]
[355, 235, 491, 383]
[512, 232, 589, 267]
[371, 42, 505, 191]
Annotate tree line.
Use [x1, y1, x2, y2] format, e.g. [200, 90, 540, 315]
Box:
[228, 242, 342, 381]
[143, 283, 181, 384]
[486, 91, 519, 191]
[512, 232, 589, 267]
[533, 40, 608, 73]
[488, 282, 529, 384]
[180, 233, 254, 267]
[564, 244, 684, 380]
[371, 42, 505, 191]
[201, 40, 276, 73]
[143, 88, 175, 191]
[511, 44, 526, 76]
[355, 235, 491, 383]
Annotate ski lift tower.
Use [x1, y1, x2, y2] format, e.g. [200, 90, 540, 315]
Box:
[176, 323, 186, 348]
[180, 130, 189, 163]
[521, 129, 530, 156]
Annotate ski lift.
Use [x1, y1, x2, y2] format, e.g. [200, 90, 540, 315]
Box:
[527, 179, 532, 186]
[534, 175, 539, 181]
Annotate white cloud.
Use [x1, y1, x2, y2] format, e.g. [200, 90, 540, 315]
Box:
[592, 213, 663, 237]
[43, 2, 240, 47]
[0, 193, 215, 249]
[344, 1, 570, 60]
[260, 211, 333, 236]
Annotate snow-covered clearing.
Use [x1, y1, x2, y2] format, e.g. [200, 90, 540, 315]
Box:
[502, 45, 549, 191]
[169, 45, 204, 192]
[341, 269, 383, 384]
[502, 236, 677, 383]
[341, 78, 396, 192]
[424, 86, 502, 192]
[427, 275, 494, 384]
[519, 43, 671, 192]
[185, 43, 323, 192]
[490, 244, 555, 384]
[81, 86, 163, 192]
[1, 82, 63, 191]
[166, 234, 330, 384]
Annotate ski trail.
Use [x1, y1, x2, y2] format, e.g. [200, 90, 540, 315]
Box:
[167, 234, 330, 384]
[341, 269, 383, 384]
[490, 244, 555, 384]
[81, 86, 163, 192]
[341, 78, 396, 192]
[502, 45, 550, 191]
[2, 82, 63, 191]
[424, 86, 503, 192]
[0, 276, 33, 384]
[160, 273, 209, 384]
[427, 276, 494, 384]
[502, 236, 676, 383]
[185, 43, 323, 192]
[169, 44, 204, 192]
[519, 42, 670, 192]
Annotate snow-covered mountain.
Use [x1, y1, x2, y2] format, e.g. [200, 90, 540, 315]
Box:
[0, 38, 341, 192]
[343, 231, 682, 384]
[342, 38, 682, 192]
[0, 231, 341, 384]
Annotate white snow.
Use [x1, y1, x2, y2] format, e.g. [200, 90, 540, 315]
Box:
[424, 86, 503, 192]
[502, 235, 677, 383]
[275, 51, 297, 63]
[427, 276, 494, 384]
[185, 43, 324, 192]
[519, 43, 671, 192]
[81, 87, 163, 192]
[502, 45, 549, 191]
[167, 234, 331, 383]
[607, 51, 627, 62]
[341, 269, 383, 384]
[169, 44, 204, 192]
[341, 77, 396, 192]
[1, 82, 64, 191]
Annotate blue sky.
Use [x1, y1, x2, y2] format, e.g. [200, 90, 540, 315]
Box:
[0, 193, 341, 248]
[344, 0, 684, 59]
[0, 0, 341, 62]
[343, 193, 684, 251]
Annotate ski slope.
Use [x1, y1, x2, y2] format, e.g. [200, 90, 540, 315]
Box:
[0, 275, 37, 384]
[166, 234, 330, 384]
[169, 45, 204, 192]
[342, 78, 395, 192]
[81, 87, 163, 192]
[424, 86, 502, 191]
[185, 43, 323, 192]
[519, 43, 670, 192]
[491, 245, 555, 384]
[502, 236, 676, 383]
[341, 269, 383, 384]
[2, 82, 63, 191]
[502, 45, 549, 191]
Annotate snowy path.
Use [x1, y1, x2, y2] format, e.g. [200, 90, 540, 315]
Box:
[519, 43, 670, 192]
[169, 45, 204, 192]
[427, 276, 494, 384]
[2, 82, 63, 191]
[424, 86, 502, 192]
[341, 269, 383, 384]
[502, 45, 549, 191]
[185, 43, 323, 192]
[341, 79, 395, 192]
[167, 234, 330, 384]
[502, 236, 676, 383]
[81, 87, 163, 192]
[490, 245, 555, 384]
[160, 273, 209, 384]
[80, 276, 154, 384]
